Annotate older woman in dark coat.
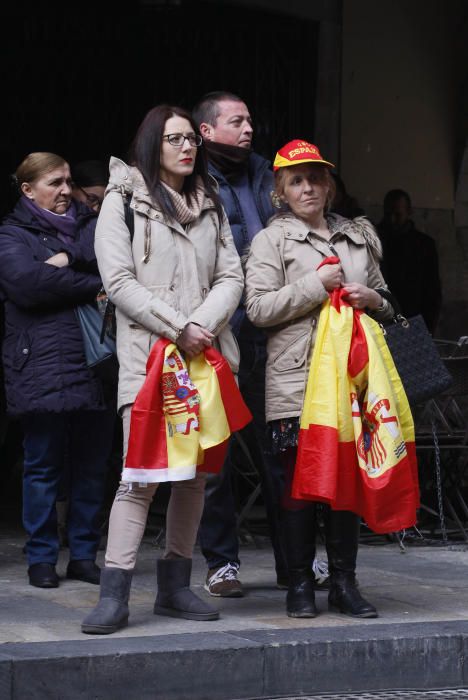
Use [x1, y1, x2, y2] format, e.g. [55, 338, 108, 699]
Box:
[0, 152, 114, 588]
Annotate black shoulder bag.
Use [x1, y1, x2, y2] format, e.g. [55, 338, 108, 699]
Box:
[78, 199, 135, 384]
[377, 288, 453, 407]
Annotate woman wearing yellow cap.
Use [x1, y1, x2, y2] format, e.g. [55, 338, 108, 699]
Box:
[244, 140, 394, 619]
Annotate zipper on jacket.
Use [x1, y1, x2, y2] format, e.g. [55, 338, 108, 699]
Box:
[327, 241, 339, 257]
[150, 308, 181, 336]
[299, 317, 318, 408]
[211, 318, 226, 336]
[208, 212, 226, 247]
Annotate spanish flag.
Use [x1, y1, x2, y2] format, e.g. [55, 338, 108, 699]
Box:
[292, 261, 419, 534]
[122, 339, 252, 483]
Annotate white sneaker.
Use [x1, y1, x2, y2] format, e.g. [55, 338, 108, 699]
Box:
[312, 558, 330, 590]
[204, 563, 244, 597]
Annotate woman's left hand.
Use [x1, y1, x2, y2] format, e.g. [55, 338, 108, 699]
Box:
[342, 283, 383, 310]
[177, 322, 214, 358]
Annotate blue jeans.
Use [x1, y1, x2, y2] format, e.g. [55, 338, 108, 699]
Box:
[22, 409, 114, 566]
[198, 329, 287, 576]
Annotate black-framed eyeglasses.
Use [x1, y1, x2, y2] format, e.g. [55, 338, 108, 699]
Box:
[162, 133, 203, 148]
[75, 185, 103, 210]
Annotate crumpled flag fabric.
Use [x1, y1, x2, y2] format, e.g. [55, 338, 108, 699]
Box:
[122, 339, 252, 483]
[292, 264, 419, 534]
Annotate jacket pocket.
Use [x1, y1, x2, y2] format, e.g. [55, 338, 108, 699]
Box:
[215, 327, 240, 374]
[13, 331, 32, 371]
[272, 331, 310, 373]
[128, 324, 154, 375]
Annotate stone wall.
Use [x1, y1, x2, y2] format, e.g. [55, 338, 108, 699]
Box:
[365, 204, 467, 339]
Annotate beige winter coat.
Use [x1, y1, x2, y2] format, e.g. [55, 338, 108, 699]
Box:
[95, 157, 244, 411]
[244, 212, 394, 422]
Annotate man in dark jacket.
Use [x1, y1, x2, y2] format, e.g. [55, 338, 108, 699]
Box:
[192, 92, 329, 601]
[193, 91, 287, 596]
[377, 189, 442, 334]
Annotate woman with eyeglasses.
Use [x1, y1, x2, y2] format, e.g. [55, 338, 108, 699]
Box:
[81, 104, 244, 634]
[71, 160, 108, 213]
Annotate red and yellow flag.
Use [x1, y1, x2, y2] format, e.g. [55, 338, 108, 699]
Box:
[122, 339, 252, 483]
[292, 264, 419, 534]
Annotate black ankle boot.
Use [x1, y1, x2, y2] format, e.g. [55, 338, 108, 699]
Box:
[328, 571, 377, 618]
[325, 510, 378, 619]
[286, 571, 316, 618]
[281, 506, 317, 618]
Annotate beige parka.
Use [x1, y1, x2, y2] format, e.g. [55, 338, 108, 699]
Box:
[95, 157, 244, 411]
[244, 212, 394, 423]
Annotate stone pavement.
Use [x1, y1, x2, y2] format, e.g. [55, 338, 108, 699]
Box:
[2, 520, 468, 698]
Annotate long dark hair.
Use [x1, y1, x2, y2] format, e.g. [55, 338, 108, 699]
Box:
[129, 104, 223, 226]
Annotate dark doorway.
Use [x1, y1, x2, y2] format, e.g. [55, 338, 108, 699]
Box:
[0, 0, 321, 522]
[0, 1, 318, 214]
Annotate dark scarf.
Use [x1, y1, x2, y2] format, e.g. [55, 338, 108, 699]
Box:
[21, 195, 77, 244]
[204, 141, 251, 182]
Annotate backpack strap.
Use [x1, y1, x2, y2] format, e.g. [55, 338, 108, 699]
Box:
[124, 199, 135, 243]
[99, 190, 134, 344]
[120, 186, 135, 242]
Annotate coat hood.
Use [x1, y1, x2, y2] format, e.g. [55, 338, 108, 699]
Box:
[105, 157, 217, 213]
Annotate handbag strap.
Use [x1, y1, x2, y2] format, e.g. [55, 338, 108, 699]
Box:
[375, 287, 402, 317]
[374, 287, 413, 330]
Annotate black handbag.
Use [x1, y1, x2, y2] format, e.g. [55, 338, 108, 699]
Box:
[377, 289, 453, 407]
[76, 301, 118, 383]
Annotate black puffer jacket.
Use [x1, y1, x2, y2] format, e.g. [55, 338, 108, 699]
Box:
[0, 197, 105, 415]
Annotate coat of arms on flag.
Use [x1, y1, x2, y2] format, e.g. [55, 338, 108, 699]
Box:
[292, 259, 419, 534]
[123, 339, 252, 484]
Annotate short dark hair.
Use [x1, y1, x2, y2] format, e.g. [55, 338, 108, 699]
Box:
[129, 104, 223, 225]
[192, 91, 244, 128]
[383, 188, 412, 213]
[72, 160, 108, 188]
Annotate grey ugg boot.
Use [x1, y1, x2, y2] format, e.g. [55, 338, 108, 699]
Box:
[81, 567, 133, 634]
[154, 558, 219, 621]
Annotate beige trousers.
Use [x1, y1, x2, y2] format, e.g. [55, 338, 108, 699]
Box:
[105, 406, 206, 570]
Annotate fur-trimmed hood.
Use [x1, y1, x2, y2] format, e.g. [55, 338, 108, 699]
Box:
[241, 212, 382, 270]
[328, 213, 383, 261]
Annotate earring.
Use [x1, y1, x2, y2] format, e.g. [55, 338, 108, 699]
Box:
[271, 192, 283, 209]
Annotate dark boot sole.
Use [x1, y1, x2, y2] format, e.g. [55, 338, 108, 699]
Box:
[153, 605, 219, 621]
[204, 588, 244, 598]
[328, 603, 378, 618]
[67, 574, 100, 585]
[29, 578, 59, 588]
[81, 617, 128, 635]
[287, 610, 317, 618]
